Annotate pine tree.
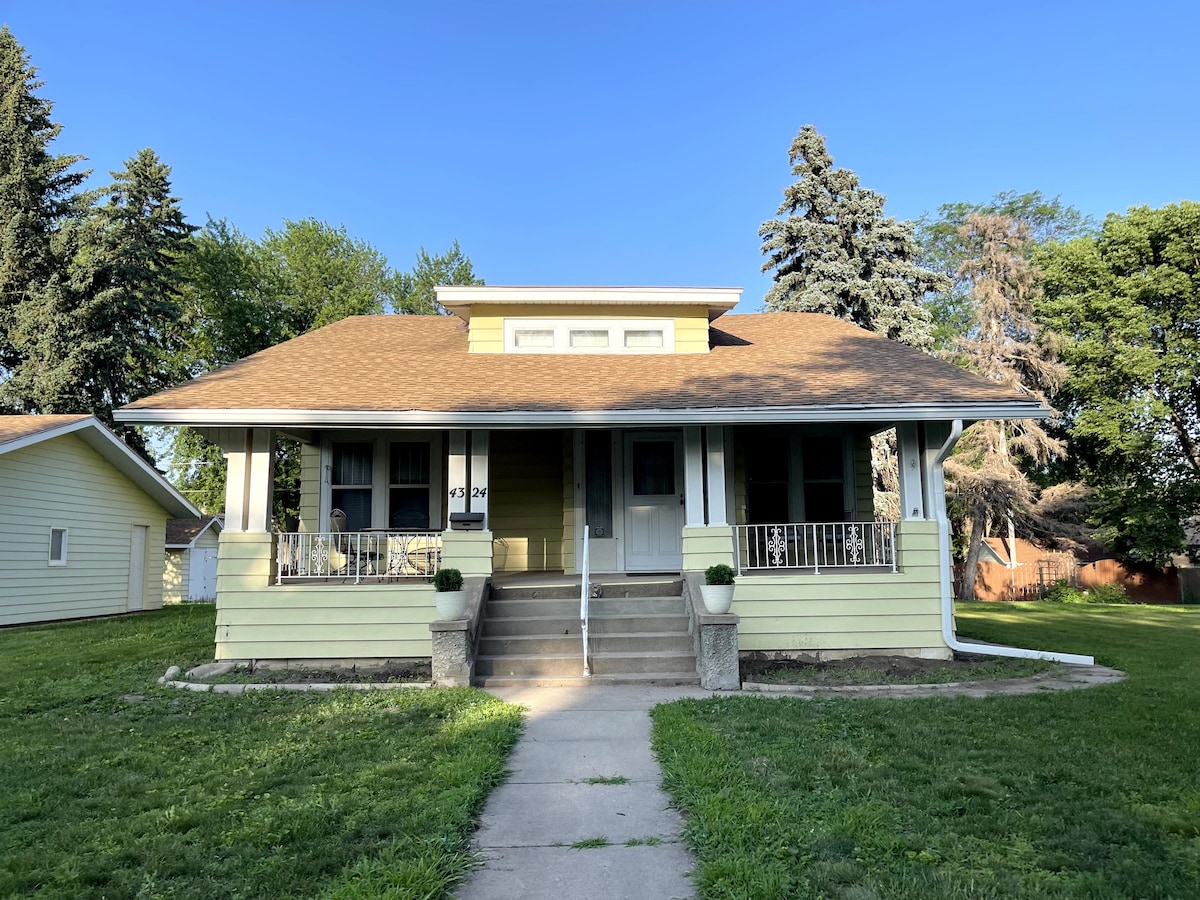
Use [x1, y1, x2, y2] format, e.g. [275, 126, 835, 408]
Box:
[0, 26, 89, 375]
[944, 213, 1068, 599]
[760, 125, 947, 350]
[6, 149, 194, 443]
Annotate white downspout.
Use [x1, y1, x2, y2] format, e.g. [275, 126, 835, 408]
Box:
[933, 419, 1095, 666]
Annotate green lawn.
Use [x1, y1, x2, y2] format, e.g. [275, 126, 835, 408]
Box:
[652, 602, 1200, 898]
[0, 605, 523, 899]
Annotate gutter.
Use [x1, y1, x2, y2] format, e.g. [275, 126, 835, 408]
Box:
[934, 419, 1095, 666]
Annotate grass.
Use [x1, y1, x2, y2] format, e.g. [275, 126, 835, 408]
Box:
[570, 837, 612, 849]
[0, 605, 523, 899]
[582, 774, 630, 785]
[652, 602, 1200, 898]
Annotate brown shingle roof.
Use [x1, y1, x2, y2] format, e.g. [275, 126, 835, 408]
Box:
[166, 515, 221, 547]
[123, 313, 1035, 418]
[0, 414, 90, 445]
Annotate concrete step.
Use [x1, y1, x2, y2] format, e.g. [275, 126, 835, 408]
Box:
[481, 612, 690, 637]
[474, 672, 702, 688]
[485, 596, 685, 618]
[478, 631, 695, 656]
[475, 649, 697, 678]
[491, 579, 683, 601]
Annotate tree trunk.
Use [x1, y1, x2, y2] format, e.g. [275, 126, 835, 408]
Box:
[960, 509, 988, 602]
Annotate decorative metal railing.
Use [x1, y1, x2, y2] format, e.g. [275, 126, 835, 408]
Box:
[735, 521, 897, 574]
[275, 531, 442, 584]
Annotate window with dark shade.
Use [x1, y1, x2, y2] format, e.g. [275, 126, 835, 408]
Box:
[585, 431, 613, 538]
[332, 442, 373, 530]
[389, 442, 432, 529]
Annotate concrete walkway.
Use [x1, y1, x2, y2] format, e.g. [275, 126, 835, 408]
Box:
[456, 684, 714, 900]
[455, 665, 1125, 899]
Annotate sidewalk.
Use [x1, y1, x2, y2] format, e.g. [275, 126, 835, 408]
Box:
[456, 684, 714, 900]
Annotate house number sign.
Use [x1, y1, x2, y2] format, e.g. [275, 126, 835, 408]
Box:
[448, 487, 487, 498]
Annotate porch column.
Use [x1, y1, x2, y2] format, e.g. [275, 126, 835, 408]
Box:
[221, 427, 274, 533]
[684, 426, 705, 527]
[705, 425, 728, 526]
[448, 430, 467, 516]
[897, 422, 926, 520]
[469, 430, 489, 529]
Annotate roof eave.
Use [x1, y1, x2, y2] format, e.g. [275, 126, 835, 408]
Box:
[116, 402, 1049, 429]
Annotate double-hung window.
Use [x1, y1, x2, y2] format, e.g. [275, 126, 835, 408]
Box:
[389, 442, 431, 529]
[331, 442, 373, 531]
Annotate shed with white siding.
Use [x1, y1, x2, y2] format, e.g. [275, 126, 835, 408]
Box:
[164, 516, 222, 603]
[0, 415, 200, 626]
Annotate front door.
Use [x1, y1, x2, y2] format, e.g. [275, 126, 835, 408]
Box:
[128, 525, 148, 611]
[623, 432, 683, 571]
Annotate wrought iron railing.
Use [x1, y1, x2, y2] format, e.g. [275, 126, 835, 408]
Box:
[735, 521, 897, 574]
[275, 531, 442, 584]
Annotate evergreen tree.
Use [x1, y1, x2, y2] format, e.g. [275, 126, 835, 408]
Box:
[760, 124, 946, 349]
[0, 26, 89, 375]
[5, 149, 194, 444]
[944, 214, 1068, 599]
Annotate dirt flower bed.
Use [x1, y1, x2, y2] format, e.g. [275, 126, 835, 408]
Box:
[742, 652, 1061, 686]
[206, 660, 432, 685]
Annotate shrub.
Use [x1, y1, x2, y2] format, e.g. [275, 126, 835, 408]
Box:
[1086, 582, 1138, 604]
[705, 564, 735, 586]
[1041, 580, 1084, 603]
[432, 568, 463, 592]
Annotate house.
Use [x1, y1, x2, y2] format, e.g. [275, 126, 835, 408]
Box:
[115, 286, 1092, 681]
[0, 414, 200, 626]
[164, 515, 223, 603]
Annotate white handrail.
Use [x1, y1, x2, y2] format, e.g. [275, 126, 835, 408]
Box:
[580, 522, 591, 676]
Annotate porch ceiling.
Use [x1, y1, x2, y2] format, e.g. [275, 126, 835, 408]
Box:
[117, 312, 1046, 427]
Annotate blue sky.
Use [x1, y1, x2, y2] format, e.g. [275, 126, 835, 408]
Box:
[5, 1, 1198, 311]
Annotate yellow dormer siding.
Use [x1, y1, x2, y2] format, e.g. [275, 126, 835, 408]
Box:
[435, 286, 742, 355]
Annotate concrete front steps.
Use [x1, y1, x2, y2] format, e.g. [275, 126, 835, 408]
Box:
[474, 577, 700, 687]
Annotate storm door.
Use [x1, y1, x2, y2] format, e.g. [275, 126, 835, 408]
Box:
[622, 433, 684, 571]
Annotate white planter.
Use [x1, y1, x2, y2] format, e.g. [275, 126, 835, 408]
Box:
[435, 589, 467, 620]
[700, 583, 735, 615]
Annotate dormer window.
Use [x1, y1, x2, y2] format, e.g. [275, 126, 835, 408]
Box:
[504, 319, 674, 354]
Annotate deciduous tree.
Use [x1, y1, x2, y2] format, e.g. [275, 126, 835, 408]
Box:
[944, 214, 1068, 599]
[1039, 202, 1200, 564]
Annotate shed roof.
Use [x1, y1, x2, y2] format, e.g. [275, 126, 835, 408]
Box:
[166, 515, 223, 548]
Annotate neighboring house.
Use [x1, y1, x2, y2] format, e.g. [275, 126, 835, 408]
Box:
[0, 415, 200, 626]
[970, 537, 1079, 601]
[116, 286, 1089, 674]
[164, 515, 223, 603]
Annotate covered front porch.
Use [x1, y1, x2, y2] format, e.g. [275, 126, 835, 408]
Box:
[209, 419, 956, 666]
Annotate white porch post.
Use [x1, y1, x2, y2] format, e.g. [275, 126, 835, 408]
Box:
[897, 422, 926, 520]
[220, 427, 274, 533]
[705, 425, 728, 526]
[448, 430, 467, 517]
[469, 430, 489, 529]
[684, 426, 705, 527]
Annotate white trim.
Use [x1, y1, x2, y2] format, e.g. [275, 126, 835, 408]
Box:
[48, 526, 68, 566]
[0, 415, 198, 518]
[116, 402, 1048, 429]
[684, 426, 705, 527]
[437, 285, 742, 322]
[502, 318, 676, 355]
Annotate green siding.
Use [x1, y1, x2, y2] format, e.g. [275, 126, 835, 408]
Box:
[854, 431, 875, 520]
[214, 532, 436, 660]
[682, 526, 735, 571]
[734, 520, 947, 655]
[0, 433, 170, 625]
[298, 442, 321, 532]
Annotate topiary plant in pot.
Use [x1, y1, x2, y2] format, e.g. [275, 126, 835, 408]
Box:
[701, 563, 735, 614]
[433, 567, 466, 619]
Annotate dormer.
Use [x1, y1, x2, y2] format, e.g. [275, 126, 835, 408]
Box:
[435, 286, 741, 354]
